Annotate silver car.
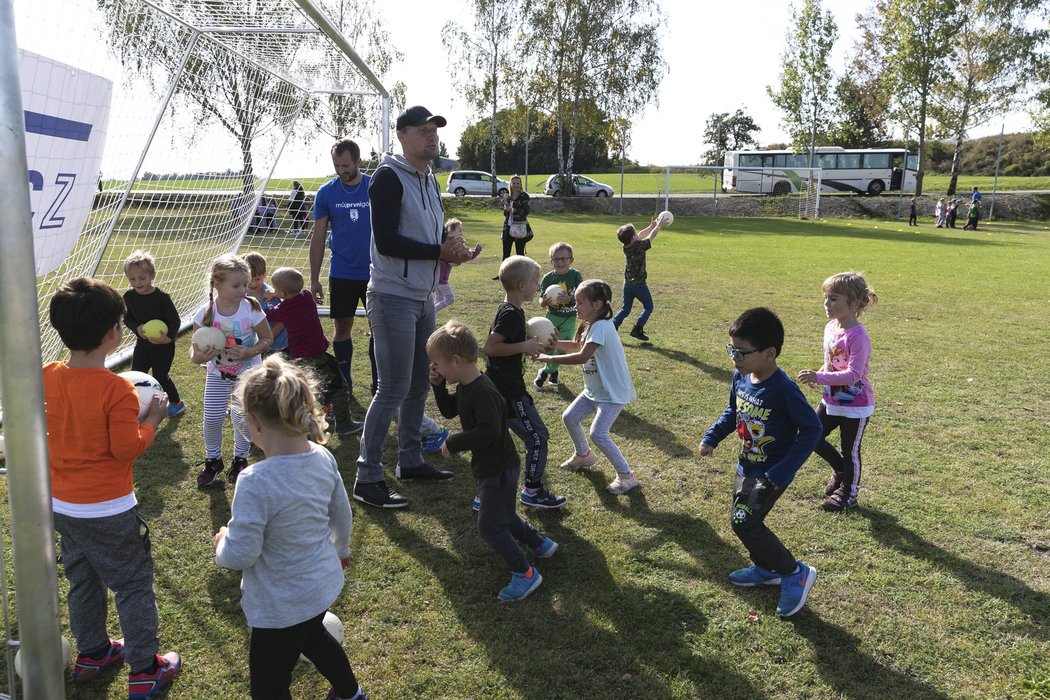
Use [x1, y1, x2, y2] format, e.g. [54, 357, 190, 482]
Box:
[544, 174, 614, 197]
[446, 170, 510, 197]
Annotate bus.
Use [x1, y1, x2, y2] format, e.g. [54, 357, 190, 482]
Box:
[723, 147, 918, 196]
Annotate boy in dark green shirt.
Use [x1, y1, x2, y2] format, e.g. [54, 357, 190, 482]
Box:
[536, 241, 584, 389]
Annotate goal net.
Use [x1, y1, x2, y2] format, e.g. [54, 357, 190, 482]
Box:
[645, 165, 822, 220]
[11, 0, 392, 399]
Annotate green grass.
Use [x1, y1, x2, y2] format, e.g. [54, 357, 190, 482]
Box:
[5, 212, 1050, 698]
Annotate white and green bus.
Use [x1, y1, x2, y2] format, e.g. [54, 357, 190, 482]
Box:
[723, 147, 918, 196]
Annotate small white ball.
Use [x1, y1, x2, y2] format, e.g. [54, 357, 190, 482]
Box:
[659, 210, 674, 226]
[543, 285, 564, 303]
[118, 371, 165, 420]
[14, 637, 71, 678]
[526, 317, 556, 342]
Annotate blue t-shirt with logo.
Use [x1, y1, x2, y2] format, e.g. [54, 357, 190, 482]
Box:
[314, 173, 371, 280]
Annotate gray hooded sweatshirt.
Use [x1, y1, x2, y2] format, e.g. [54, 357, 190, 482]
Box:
[367, 152, 446, 301]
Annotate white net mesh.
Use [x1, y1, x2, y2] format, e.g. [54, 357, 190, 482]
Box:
[12, 0, 389, 392]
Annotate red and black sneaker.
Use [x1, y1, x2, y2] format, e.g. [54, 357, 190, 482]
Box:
[72, 638, 125, 681]
[228, 456, 248, 485]
[128, 652, 182, 699]
[196, 458, 223, 488]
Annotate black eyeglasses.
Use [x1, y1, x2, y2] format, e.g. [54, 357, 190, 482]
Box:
[551, 256, 572, 262]
[726, 344, 763, 361]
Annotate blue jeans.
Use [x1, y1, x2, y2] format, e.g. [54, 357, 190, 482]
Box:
[613, 282, 654, 329]
[356, 291, 435, 483]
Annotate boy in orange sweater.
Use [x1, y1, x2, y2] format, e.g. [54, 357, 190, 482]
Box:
[44, 278, 182, 699]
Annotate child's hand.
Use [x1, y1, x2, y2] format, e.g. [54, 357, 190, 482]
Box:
[796, 369, 818, 387]
[522, 337, 547, 358]
[225, 344, 252, 361]
[440, 442, 451, 458]
[213, 526, 228, 551]
[698, 442, 714, 457]
[143, 393, 169, 425]
[191, 343, 218, 364]
[546, 329, 558, 350]
[535, 354, 551, 364]
[340, 556, 350, 569]
[429, 363, 445, 386]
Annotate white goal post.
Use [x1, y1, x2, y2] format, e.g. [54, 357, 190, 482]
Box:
[655, 165, 823, 220]
[0, 0, 391, 695]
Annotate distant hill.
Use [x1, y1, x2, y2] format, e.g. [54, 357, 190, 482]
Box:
[923, 133, 1050, 176]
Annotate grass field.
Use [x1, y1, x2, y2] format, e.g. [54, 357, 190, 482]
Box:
[126, 173, 1050, 197]
[4, 211, 1050, 699]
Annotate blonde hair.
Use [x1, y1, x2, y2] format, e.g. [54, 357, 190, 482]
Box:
[426, 320, 479, 363]
[548, 241, 573, 259]
[271, 267, 304, 295]
[573, 279, 614, 342]
[498, 255, 540, 291]
[202, 254, 261, 326]
[236, 355, 327, 443]
[243, 251, 267, 277]
[123, 250, 156, 276]
[444, 217, 462, 235]
[822, 272, 877, 314]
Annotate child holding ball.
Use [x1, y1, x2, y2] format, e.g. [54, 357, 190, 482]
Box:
[797, 272, 877, 512]
[537, 280, 639, 495]
[213, 355, 365, 700]
[612, 217, 667, 342]
[534, 241, 583, 390]
[191, 255, 273, 487]
[122, 250, 186, 417]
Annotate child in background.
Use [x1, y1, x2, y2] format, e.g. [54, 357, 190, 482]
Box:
[244, 251, 288, 354]
[612, 216, 667, 342]
[190, 255, 274, 487]
[534, 242, 584, 390]
[44, 278, 182, 698]
[797, 272, 877, 512]
[946, 198, 959, 229]
[908, 198, 917, 226]
[429, 320, 557, 602]
[485, 256, 566, 510]
[699, 307, 821, 617]
[538, 280, 638, 495]
[213, 356, 365, 700]
[122, 250, 186, 417]
[963, 199, 980, 230]
[265, 267, 363, 437]
[434, 218, 482, 312]
[934, 198, 946, 227]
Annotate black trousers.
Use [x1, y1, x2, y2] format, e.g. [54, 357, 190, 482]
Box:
[731, 472, 795, 575]
[814, 403, 868, 501]
[131, 341, 180, 404]
[501, 226, 531, 259]
[249, 610, 358, 700]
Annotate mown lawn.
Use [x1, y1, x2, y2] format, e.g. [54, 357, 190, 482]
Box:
[3, 211, 1049, 699]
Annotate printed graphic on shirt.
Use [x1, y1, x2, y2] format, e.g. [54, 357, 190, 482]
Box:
[211, 319, 253, 380]
[823, 344, 865, 403]
[735, 390, 775, 463]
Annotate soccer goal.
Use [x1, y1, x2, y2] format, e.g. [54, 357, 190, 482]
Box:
[651, 165, 822, 220]
[1, 0, 392, 694]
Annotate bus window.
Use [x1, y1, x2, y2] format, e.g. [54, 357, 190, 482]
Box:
[761, 155, 775, 167]
[774, 154, 787, 167]
[838, 154, 861, 169]
[863, 153, 890, 169]
[740, 154, 762, 167]
[789, 154, 809, 168]
[818, 153, 837, 169]
[906, 154, 918, 170]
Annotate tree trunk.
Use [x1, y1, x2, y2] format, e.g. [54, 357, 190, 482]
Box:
[946, 79, 974, 197]
[490, 64, 498, 196]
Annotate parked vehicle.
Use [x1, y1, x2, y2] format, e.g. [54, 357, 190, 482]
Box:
[446, 170, 510, 197]
[544, 174, 614, 197]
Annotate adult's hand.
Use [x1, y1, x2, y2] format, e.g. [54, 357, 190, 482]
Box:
[311, 280, 324, 302]
[440, 236, 472, 263]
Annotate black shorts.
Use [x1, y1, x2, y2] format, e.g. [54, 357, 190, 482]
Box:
[329, 277, 367, 319]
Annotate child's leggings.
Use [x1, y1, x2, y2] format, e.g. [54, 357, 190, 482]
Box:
[203, 373, 250, 459]
[814, 403, 868, 500]
[249, 610, 359, 700]
[563, 394, 630, 475]
[433, 283, 455, 312]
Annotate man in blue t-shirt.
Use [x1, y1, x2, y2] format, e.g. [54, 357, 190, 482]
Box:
[309, 139, 377, 394]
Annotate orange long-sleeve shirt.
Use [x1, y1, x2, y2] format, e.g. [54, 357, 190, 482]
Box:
[43, 362, 155, 504]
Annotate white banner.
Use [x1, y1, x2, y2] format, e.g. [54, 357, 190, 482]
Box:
[20, 49, 112, 276]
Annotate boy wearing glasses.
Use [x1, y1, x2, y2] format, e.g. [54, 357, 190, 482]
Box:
[699, 307, 822, 617]
[535, 242, 583, 389]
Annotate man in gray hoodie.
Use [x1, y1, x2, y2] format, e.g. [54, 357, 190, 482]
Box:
[354, 106, 473, 508]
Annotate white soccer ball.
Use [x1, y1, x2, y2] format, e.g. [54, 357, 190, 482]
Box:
[300, 612, 345, 663]
[659, 210, 674, 226]
[14, 637, 71, 678]
[118, 371, 165, 420]
[543, 284, 565, 303]
[526, 317, 556, 346]
[191, 325, 226, 352]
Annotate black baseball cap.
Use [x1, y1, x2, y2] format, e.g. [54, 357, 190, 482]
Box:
[395, 105, 447, 131]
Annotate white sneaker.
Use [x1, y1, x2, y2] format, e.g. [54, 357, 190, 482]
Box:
[560, 450, 598, 471]
[607, 473, 639, 495]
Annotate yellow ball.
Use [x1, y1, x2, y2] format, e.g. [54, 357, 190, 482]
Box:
[142, 319, 167, 340]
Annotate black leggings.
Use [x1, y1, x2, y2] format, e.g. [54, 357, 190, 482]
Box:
[814, 403, 868, 500]
[131, 341, 180, 404]
[501, 227, 531, 259]
[249, 611, 358, 700]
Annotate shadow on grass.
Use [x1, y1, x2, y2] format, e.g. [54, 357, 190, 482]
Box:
[861, 508, 1049, 642]
[789, 612, 952, 700]
[369, 502, 766, 699]
[632, 344, 735, 384]
[135, 420, 190, 519]
[701, 220, 1004, 247]
[613, 409, 695, 459]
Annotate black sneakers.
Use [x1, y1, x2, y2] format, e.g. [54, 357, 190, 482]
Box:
[396, 463, 454, 481]
[629, 326, 650, 342]
[352, 480, 409, 509]
[228, 456, 248, 485]
[196, 458, 223, 488]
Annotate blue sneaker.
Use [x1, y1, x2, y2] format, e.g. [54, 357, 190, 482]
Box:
[498, 567, 543, 602]
[520, 486, 567, 509]
[533, 537, 558, 559]
[471, 495, 480, 513]
[729, 565, 782, 587]
[165, 401, 186, 418]
[776, 561, 817, 617]
[421, 428, 450, 454]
